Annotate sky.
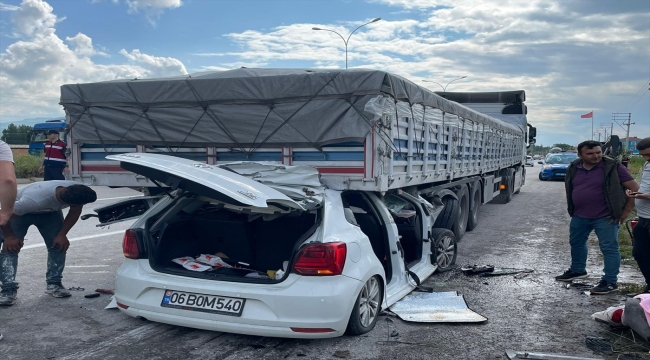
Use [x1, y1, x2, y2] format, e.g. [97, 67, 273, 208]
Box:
[0, 0, 648, 146]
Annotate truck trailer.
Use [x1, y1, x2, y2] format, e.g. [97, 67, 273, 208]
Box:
[60, 68, 536, 240]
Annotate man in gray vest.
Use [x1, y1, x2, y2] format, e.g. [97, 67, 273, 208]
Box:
[0, 140, 17, 341]
[555, 140, 639, 294]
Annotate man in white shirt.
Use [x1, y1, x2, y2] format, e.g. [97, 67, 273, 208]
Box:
[0, 180, 97, 305]
[628, 137, 650, 293]
[0, 140, 17, 340]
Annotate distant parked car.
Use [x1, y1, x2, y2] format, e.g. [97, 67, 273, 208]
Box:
[526, 156, 534, 166]
[538, 152, 578, 181]
[533, 154, 541, 160]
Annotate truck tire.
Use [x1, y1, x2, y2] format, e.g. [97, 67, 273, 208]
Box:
[433, 196, 459, 240]
[454, 185, 470, 240]
[466, 182, 481, 231]
[431, 228, 457, 273]
[491, 168, 514, 204]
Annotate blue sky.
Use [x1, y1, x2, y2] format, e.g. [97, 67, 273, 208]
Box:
[1, 0, 648, 146]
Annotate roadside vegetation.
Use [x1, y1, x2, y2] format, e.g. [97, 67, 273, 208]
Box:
[14, 154, 42, 178]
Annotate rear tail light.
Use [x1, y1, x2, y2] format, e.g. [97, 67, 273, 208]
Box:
[123, 229, 140, 259]
[293, 242, 346, 276]
[117, 302, 129, 310]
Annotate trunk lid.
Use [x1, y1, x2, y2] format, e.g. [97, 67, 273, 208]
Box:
[106, 153, 314, 210]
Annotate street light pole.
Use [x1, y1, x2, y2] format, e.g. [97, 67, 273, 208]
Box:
[423, 76, 467, 92]
[312, 18, 381, 69]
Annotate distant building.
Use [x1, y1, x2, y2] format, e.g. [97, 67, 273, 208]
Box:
[626, 136, 643, 154]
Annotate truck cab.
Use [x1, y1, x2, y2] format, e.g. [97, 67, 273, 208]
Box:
[29, 119, 67, 155]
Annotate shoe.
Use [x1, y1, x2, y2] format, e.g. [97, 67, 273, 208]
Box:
[554, 269, 588, 282]
[45, 284, 71, 298]
[591, 280, 618, 294]
[0, 289, 17, 306]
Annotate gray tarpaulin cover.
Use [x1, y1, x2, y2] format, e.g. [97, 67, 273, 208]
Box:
[60, 68, 520, 149]
[388, 291, 487, 323]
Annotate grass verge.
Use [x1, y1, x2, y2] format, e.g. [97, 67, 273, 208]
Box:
[14, 154, 42, 178]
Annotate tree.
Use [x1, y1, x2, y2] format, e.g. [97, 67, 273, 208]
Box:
[1, 123, 33, 144]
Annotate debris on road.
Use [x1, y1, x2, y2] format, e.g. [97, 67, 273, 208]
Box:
[333, 350, 350, 358]
[462, 265, 534, 277]
[505, 349, 604, 359]
[104, 296, 118, 309]
[95, 288, 115, 295]
[67, 287, 84, 291]
[389, 291, 487, 323]
[84, 293, 100, 298]
[584, 336, 612, 355]
[565, 279, 593, 290]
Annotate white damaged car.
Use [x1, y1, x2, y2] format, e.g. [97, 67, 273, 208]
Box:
[97, 153, 457, 338]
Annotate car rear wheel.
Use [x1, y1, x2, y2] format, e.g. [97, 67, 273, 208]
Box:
[431, 228, 457, 272]
[346, 276, 383, 335]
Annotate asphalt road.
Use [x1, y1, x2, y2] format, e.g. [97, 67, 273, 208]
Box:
[1, 165, 648, 360]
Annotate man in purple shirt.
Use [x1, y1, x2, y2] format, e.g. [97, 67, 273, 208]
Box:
[555, 140, 639, 294]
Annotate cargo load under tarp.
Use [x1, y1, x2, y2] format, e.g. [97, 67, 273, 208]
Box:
[60, 68, 520, 149]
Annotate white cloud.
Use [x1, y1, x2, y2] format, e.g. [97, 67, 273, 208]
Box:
[0, 2, 20, 11]
[203, 0, 649, 144]
[90, 0, 181, 25]
[119, 49, 187, 77]
[0, 0, 187, 119]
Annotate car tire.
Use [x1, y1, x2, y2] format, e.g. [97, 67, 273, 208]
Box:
[454, 185, 470, 240]
[538, 173, 547, 181]
[466, 181, 481, 231]
[431, 228, 457, 273]
[433, 196, 459, 240]
[346, 276, 383, 336]
[491, 168, 514, 204]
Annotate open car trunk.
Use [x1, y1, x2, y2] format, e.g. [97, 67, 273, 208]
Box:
[148, 202, 319, 283]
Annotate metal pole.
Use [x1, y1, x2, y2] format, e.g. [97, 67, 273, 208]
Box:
[624, 113, 631, 151]
[313, 18, 380, 70]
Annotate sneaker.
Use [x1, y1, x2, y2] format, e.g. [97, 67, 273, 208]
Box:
[555, 269, 588, 282]
[0, 289, 17, 306]
[591, 280, 618, 294]
[45, 284, 71, 298]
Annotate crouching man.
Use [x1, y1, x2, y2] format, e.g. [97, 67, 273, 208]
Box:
[0, 181, 97, 305]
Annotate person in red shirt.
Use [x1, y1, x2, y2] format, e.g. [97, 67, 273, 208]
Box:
[38, 130, 67, 181]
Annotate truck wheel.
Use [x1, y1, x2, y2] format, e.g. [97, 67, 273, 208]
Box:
[346, 276, 383, 335]
[433, 196, 459, 240]
[431, 228, 457, 272]
[454, 185, 470, 240]
[466, 182, 481, 231]
[491, 168, 514, 204]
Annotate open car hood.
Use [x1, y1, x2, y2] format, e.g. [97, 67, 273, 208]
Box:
[106, 153, 314, 210]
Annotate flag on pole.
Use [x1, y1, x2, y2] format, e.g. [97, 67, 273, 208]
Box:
[581, 111, 593, 118]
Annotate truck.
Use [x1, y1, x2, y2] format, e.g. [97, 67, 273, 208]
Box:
[28, 119, 66, 155]
[60, 68, 536, 241]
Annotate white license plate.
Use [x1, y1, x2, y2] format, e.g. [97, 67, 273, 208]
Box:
[161, 290, 245, 316]
[556, 172, 565, 176]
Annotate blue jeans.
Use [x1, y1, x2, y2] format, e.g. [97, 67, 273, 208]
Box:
[569, 216, 621, 283]
[0, 211, 65, 291]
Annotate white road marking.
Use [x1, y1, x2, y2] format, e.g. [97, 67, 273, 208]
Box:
[22, 230, 124, 250]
